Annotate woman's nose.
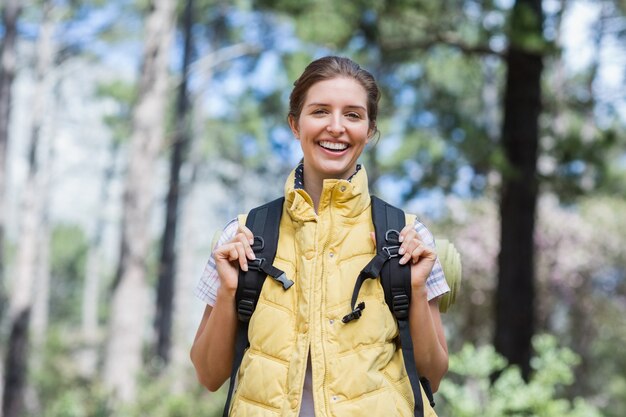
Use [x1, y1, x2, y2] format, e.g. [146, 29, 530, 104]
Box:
[326, 114, 346, 135]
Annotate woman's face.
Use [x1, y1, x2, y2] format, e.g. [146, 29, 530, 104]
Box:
[289, 77, 371, 183]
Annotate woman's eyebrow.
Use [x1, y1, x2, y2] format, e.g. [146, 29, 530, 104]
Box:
[306, 102, 366, 111]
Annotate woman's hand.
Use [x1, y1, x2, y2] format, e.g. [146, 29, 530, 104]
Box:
[369, 224, 437, 290]
[397, 225, 437, 290]
[213, 224, 256, 293]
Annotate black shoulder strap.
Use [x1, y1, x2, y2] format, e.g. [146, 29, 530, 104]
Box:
[343, 196, 433, 416]
[236, 196, 292, 322]
[223, 197, 292, 417]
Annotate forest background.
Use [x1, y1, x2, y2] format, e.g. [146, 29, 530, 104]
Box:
[0, 0, 625, 416]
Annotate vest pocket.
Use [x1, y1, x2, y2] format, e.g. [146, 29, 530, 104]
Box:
[380, 371, 414, 416]
[235, 350, 289, 411]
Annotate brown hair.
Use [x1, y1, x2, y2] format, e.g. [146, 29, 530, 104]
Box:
[288, 56, 380, 136]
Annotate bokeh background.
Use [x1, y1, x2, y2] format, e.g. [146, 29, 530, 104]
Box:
[1, 0, 625, 416]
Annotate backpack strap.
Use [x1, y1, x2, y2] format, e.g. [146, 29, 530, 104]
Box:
[223, 197, 292, 417]
[343, 196, 433, 416]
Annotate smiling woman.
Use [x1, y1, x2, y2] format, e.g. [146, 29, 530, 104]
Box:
[190, 56, 450, 417]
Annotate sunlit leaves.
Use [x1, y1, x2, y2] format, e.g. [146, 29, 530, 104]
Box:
[438, 334, 603, 417]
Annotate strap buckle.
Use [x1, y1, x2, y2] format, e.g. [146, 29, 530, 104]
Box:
[342, 302, 366, 323]
[274, 272, 294, 290]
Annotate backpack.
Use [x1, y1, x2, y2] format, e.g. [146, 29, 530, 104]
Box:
[222, 196, 460, 417]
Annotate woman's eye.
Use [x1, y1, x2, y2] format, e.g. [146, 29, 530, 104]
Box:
[346, 112, 361, 119]
[313, 109, 328, 115]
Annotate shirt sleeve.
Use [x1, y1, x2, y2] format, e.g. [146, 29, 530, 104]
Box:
[195, 218, 239, 307]
[414, 219, 451, 301]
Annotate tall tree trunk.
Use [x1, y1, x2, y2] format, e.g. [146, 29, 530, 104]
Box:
[154, 0, 194, 368]
[169, 156, 200, 392]
[78, 139, 119, 378]
[2, 1, 55, 415]
[103, 0, 175, 402]
[494, 0, 544, 380]
[31, 143, 53, 348]
[0, 0, 22, 326]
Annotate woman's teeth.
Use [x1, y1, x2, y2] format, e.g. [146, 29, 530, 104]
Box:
[319, 141, 348, 151]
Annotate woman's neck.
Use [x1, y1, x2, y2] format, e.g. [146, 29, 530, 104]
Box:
[303, 174, 323, 213]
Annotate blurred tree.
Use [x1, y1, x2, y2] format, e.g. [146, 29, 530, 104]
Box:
[0, 0, 22, 328]
[2, 1, 56, 415]
[495, 0, 545, 380]
[154, 0, 195, 369]
[102, 0, 175, 403]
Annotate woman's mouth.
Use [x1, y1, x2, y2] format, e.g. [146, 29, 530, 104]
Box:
[319, 140, 348, 152]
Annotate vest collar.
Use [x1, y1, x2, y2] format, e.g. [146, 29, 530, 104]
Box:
[284, 165, 371, 221]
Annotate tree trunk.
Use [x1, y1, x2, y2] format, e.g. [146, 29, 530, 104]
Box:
[2, 1, 55, 415]
[0, 0, 22, 325]
[494, 0, 544, 380]
[78, 139, 119, 378]
[103, 0, 175, 402]
[2, 309, 30, 417]
[154, 0, 194, 368]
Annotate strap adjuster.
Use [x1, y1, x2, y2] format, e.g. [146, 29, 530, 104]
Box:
[385, 229, 400, 243]
[383, 246, 400, 259]
[237, 299, 255, 322]
[248, 257, 265, 271]
[392, 294, 410, 319]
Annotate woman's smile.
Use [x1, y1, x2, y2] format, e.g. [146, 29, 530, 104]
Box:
[318, 140, 349, 152]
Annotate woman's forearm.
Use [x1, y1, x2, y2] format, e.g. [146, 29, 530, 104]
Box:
[190, 286, 238, 391]
[408, 287, 449, 392]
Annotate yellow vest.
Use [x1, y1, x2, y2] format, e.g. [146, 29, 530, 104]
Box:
[230, 167, 437, 417]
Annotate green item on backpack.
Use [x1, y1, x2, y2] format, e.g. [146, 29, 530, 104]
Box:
[435, 239, 462, 313]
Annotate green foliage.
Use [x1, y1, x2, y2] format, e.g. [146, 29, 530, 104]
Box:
[32, 328, 113, 417]
[508, 1, 553, 54]
[33, 328, 224, 417]
[118, 374, 226, 417]
[437, 334, 604, 417]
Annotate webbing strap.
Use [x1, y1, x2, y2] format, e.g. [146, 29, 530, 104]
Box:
[398, 319, 425, 416]
[223, 197, 286, 417]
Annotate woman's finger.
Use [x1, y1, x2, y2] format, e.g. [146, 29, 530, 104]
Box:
[399, 239, 431, 265]
[239, 224, 254, 245]
[399, 226, 420, 257]
[398, 224, 415, 243]
[233, 241, 249, 271]
[235, 232, 255, 260]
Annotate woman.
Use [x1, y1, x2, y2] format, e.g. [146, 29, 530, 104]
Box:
[191, 56, 449, 417]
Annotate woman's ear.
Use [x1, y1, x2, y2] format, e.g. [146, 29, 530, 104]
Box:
[367, 124, 376, 143]
[288, 115, 299, 139]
